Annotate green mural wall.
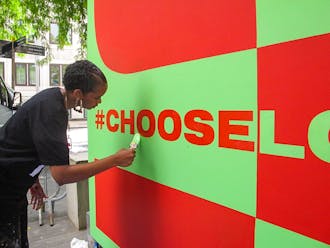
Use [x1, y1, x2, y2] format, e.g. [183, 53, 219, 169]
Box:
[87, 0, 330, 247]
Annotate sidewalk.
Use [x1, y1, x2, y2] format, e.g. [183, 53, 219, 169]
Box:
[28, 214, 88, 248]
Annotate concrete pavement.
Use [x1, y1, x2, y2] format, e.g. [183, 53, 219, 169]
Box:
[28, 214, 88, 248]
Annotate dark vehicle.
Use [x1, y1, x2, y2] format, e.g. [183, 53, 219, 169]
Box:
[0, 76, 22, 127]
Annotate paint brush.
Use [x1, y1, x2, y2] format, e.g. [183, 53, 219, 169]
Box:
[129, 133, 141, 149]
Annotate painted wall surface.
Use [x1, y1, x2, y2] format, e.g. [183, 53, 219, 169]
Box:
[87, 0, 330, 247]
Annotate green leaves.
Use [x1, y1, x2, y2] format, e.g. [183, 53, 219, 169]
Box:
[0, 0, 87, 58]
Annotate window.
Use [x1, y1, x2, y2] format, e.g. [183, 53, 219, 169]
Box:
[0, 62, 4, 79]
[50, 64, 68, 86]
[15, 64, 27, 85]
[50, 23, 59, 44]
[62, 64, 68, 74]
[50, 64, 60, 86]
[50, 23, 72, 45]
[28, 64, 36, 86]
[15, 63, 36, 86]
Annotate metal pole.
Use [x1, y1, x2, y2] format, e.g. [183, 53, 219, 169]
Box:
[11, 41, 15, 89]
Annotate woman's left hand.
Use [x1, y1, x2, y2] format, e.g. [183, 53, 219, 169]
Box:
[29, 179, 47, 210]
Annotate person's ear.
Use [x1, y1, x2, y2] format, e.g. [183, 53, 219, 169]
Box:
[72, 89, 83, 99]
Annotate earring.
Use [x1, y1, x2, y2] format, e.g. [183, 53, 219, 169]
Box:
[74, 99, 83, 113]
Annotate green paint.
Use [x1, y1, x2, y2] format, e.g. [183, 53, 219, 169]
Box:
[257, 0, 330, 47]
[87, 0, 329, 246]
[87, 2, 119, 247]
[255, 220, 330, 248]
[260, 111, 305, 159]
[87, 49, 258, 216]
[308, 110, 330, 163]
[87, 0, 258, 217]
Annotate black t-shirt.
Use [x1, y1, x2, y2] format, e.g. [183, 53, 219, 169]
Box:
[0, 87, 69, 204]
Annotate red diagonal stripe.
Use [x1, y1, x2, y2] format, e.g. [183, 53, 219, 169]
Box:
[95, 0, 256, 73]
[95, 168, 255, 247]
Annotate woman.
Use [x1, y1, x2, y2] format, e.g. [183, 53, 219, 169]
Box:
[0, 60, 136, 247]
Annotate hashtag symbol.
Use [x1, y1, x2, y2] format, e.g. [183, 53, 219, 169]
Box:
[95, 110, 105, 129]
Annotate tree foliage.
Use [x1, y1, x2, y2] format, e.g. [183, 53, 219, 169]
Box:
[0, 0, 87, 59]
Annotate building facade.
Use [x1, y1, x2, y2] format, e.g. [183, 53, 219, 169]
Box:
[0, 23, 86, 120]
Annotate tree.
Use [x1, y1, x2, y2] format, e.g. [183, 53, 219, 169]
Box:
[0, 0, 87, 60]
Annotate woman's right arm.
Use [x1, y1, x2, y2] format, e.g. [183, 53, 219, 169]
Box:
[49, 148, 136, 186]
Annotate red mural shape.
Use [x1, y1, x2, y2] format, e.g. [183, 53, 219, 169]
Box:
[95, 168, 255, 248]
[257, 33, 330, 244]
[94, 0, 256, 73]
